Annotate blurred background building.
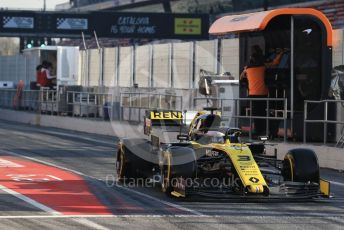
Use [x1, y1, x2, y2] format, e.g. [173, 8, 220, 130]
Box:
[58, 0, 343, 30]
[1, 1, 343, 53]
[54, 0, 344, 48]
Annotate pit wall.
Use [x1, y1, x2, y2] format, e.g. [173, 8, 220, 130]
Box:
[0, 108, 146, 139]
[0, 107, 343, 171]
[266, 144, 344, 171]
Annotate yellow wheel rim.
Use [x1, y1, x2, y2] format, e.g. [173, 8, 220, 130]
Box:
[162, 152, 171, 192]
[286, 155, 294, 181]
[117, 146, 125, 178]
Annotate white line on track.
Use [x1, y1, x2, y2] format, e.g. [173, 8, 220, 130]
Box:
[0, 184, 61, 216]
[1, 149, 205, 217]
[1, 149, 94, 178]
[47, 175, 63, 181]
[73, 218, 110, 230]
[0, 214, 343, 220]
[0, 151, 112, 229]
[0, 215, 204, 219]
[329, 181, 344, 187]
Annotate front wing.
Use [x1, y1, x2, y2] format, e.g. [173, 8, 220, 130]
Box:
[170, 178, 331, 199]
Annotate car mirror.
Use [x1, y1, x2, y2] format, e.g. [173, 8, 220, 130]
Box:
[259, 136, 269, 142]
[198, 76, 211, 96]
[177, 134, 189, 142]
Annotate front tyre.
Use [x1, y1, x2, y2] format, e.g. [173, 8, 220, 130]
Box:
[160, 146, 197, 197]
[116, 143, 134, 181]
[283, 148, 319, 183]
[161, 151, 173, 195]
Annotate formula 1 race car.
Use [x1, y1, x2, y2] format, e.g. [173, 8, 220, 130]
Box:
[116, 108, 330, 199]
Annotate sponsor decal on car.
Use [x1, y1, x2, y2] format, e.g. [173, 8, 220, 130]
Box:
[150, 111, 183, 120]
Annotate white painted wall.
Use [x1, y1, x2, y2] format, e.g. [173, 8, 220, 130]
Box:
[0, 55, 27, 85]
[172, 42, 193, 89]
[221, 38, 240, 80]
[194, 40, 218, 87]
[88, 49, 101, 87]
[152, 43, 171, 88]
[103, 47, 117, 87]
[118, 46, 133, 87]
[135, 45, 151, 87]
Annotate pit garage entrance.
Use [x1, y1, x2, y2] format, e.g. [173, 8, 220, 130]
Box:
[210, 8, 333, 141]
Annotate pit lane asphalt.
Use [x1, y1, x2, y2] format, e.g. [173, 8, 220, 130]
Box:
[0, 119, 343, 230]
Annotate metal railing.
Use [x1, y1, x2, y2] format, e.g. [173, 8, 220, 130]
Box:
[66, 91, 114, 119]
[0, 88, 186, 122]
[304, 100, 344, 146]
[0, 89, 116, 120]
[193, 97, 288, 141]
[3, 86, 344, 146]
[0, 89, 44, 112]
[120, 92, 183, 122]
[39, 89, 59, 114]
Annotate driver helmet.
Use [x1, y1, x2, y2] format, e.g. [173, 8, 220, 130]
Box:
[202, 130, 225, 144]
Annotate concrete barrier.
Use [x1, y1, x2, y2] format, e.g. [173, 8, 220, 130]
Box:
[0, 108, 146, 139]
[0, 108, 343, 170]
[266, 143, 344, 171]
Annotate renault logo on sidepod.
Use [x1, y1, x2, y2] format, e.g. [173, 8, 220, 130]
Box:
[249, 177, 259, 183]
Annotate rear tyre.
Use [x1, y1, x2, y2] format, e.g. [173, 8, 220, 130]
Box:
[282, 148, 319, 183]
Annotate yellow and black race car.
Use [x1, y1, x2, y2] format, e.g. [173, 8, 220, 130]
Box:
[116, 108, 330, 199]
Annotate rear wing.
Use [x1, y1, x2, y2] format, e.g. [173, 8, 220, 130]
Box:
[144, 110, 183, 135]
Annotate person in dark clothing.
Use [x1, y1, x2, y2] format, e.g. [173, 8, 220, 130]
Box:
[240, 45, 283, 136]
[37, 61, 56, 88]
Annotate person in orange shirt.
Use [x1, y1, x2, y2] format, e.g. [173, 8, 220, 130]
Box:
[36, 64, 43, 87]
[240, 45, 283, 136]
